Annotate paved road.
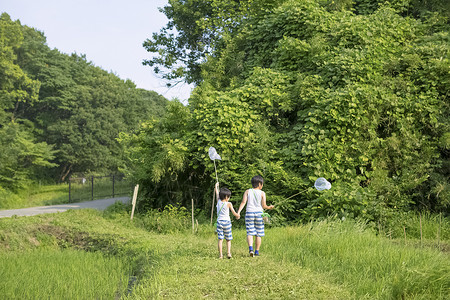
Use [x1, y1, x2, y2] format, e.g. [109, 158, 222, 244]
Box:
[0, 197, 130, 218]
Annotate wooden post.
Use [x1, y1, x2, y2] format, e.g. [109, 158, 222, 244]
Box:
[112, 174, 115, 198]
[68, 176, 71, 203]
[91, 176, 94, 201]
[130, 184, 139, 220]
[192, 198, 195, 234]
[419, 212, 423, 247]
[438, 212, 441, 250]
[403, 226, 407, 246]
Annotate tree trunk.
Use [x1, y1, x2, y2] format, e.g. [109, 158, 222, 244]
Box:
[60, 164, 72, 182]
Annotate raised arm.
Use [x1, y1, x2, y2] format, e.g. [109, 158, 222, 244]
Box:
[214, 182, 220, 202]
[237, 189, 248, 215]
[261, 191, 274, 210]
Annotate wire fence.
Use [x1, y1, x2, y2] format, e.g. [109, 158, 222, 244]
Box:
[68, 175, 132, 203]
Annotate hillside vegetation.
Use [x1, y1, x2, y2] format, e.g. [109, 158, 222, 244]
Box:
[0, 12, 168, 203]
[123, 0, 450, 226]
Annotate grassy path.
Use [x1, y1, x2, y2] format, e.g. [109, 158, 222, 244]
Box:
[133, 230, 350, 299]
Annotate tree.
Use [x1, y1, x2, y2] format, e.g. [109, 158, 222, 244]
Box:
[0, 13, 39, 124]
[143, 0, 284, 86]
[0, 122, 56, 190]
[134, 0, 449, 221]
[0, 14, 169, 188]
[0, 13, 56, 190]
[14, 23, 169, 181]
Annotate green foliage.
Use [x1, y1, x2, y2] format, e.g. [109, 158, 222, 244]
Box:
[0, 183, 68, 210]
[143, 0, 287, 85]
[133, 0, 449, 223]
[0, 14, 55, 190]
[103, 201, 132, 220]
[0, 122, 57, 191]
[135, 204, 191, 234]
[375, 210, 450, 240]
[20, 47, 167, 181]
[0, 13, 39, 125]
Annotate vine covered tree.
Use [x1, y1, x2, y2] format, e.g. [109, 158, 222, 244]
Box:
[135, 0, 449, 222]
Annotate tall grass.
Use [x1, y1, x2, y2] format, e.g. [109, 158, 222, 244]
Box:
[264, 220, 450, 299]
[0, 248, 129, 299]
[379, 211, 449, 241]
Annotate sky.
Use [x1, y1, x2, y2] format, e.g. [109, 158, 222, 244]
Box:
[1, 0, 193, 102]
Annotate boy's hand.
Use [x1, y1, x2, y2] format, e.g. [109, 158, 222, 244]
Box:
[215, 182, 219, 190]
[268, 205, 275, 209]
[236, 214, 240, 220]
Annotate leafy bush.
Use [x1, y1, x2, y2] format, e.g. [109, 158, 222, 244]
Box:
[0, 187, 22, 209]
[103, 201, 132, 218]
[128, 0, 449, 224]
[136, 204, 191, 234]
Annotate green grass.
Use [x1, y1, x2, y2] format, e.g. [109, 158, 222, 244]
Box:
[265, 221, 450, 299]
[0, 184, 68, 209]
[0, 249, 129, 299]
[381, 211, 450, 242]
[0, 207, 448, 299]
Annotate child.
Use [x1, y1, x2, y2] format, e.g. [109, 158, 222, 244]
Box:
[215, 182, 240, 259]
[237, 175, 274, 257]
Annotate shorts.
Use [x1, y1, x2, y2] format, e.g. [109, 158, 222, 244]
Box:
[245, 211, 265, 237]
[216, 220, 233, 240]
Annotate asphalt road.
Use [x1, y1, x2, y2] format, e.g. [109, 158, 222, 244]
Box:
[0, 197, 130, 218]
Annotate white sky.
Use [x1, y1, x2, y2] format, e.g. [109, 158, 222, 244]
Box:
[1, 0, 193, 101]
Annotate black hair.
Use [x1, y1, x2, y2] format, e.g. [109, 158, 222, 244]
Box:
[219, 187, 231, 200]
[251, 175, 264, 188]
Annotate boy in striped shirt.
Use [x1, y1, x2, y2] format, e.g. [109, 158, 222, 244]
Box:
[237, 175, 274, 257]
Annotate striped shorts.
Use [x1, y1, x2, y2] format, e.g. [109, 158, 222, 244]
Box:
[216, 220, 233, 240]
[245, 211, 265, 237]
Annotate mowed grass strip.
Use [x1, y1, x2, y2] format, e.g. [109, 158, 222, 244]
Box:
[128, 229, 350, 299]
[133, 253, 350, 299]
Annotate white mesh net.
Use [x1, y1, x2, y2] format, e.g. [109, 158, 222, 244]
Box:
[314, 177, 331, 191]
[208, 147, 221, 161]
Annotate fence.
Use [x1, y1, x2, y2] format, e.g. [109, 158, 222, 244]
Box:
[68, 174, 132, 203]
